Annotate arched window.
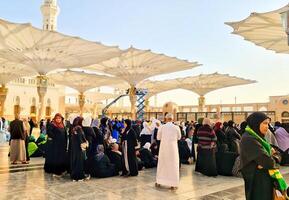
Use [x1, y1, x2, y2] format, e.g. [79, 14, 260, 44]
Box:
[282, 111, 289, 118]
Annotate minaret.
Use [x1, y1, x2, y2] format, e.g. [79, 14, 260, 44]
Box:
[40, 0, 59, 31]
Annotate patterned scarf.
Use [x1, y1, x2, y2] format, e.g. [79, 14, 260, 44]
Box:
[245, 126, 288, 191]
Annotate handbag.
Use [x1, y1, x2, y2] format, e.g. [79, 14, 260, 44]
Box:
[273, 188, 287, 200]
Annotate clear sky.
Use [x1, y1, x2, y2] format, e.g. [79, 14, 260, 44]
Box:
[1, 0, 289, 106]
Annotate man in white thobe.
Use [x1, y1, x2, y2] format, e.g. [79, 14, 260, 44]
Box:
[156, 113, 181, 189]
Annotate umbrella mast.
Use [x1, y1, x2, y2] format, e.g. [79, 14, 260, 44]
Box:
[37, 75, 48, 121]
[198, 95, 205, 112]
[78, 92, 85, 116]
[129, 85, 137, 120]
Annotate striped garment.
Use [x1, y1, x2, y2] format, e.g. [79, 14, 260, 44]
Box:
[197, 125, 217, 150]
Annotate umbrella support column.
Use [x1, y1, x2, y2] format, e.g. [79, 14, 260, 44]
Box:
[198, 95, 205, 112]
[129, 86, 136, 120]
[0, 84, 8, 117]
[79, 93, 85, 116]
[37, 75, 48, 122]
[36, 75, 48, 121]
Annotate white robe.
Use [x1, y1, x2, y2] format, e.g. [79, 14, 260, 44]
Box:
[156, 122, 181, 187]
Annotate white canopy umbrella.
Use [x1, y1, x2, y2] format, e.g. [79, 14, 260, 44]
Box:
[0, 58, 36, 86]
[0, 18, 122, 120]
[66, 92, 118, 102]
[225, 4, 289, 53]
[139, 80, 180, 99]
[136, 73, 256, 111]
[0, 18, 121, 74]
[48, 70, 124, 115]
[85, 46, 201, 119]
[0, 58, 37, 116]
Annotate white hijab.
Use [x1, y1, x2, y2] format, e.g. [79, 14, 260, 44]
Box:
[140, 122, 152, 135]
[82, 116, 92, 127]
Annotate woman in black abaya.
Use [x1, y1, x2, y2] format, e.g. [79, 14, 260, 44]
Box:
[44, 113, 67, 176]
[121, 119, 138, 176]
[70, 117, 89, 181]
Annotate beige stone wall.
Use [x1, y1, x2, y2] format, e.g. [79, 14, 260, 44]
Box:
[268, 95, 289, 122]
[4, 80, 65, 120]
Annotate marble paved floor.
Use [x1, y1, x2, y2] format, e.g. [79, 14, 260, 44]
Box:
[1, 142, 289, 200]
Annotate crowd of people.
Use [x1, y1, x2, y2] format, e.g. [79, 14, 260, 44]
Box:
[3, 111, 289, 198]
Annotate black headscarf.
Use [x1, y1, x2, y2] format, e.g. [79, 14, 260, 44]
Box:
[100, 117, 108, 127]
[124, 119, 131, 127]
[240, 121, 248, 135]
[228, 120, 234, 127]
[246, 112, 269, 136]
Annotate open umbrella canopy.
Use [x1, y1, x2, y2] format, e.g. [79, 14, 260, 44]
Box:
[0, 58, 36, 85]
[177, 73, 256, 96]
[138, 80, 180, 99]
[133, 73, 256, 97]
[226, 4, 289, 54]
[66, 91, 118, 102]
[48, 70, 125, 93]
[84, 46, 201, 86]
[0, 18, 122, 75]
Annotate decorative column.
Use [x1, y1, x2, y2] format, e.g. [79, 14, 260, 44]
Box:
[78, 92, 85, 116]
[0, 84, 8, 117]
[37, 75, 48, 121]
[198, 95, 205, 112]
[129, 86, 136, 120]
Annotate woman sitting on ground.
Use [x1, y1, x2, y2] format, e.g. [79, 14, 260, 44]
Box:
[90, 145, 118, 178]
[107, 142, 123, 173]
[139, 142, 157, 168]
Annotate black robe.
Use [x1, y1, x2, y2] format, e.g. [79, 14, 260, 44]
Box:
[92, 126, 103, 146]
[132, 124, 141, 141]
[139, 148, 157, 168]
[90, 154, 118, 178]
[44, 124, 67, 175]
[226, 127, 241, 154]
[122, 128, 138, 176]
[178, 140, 191, 164]
[107, 150, 122, 172]
[216, 151, 238, 176]
[195, 125, 218, 177]
[70, 127, 87, 180]
[82, 127, 97, 173]
[240, 132, 276, 200]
